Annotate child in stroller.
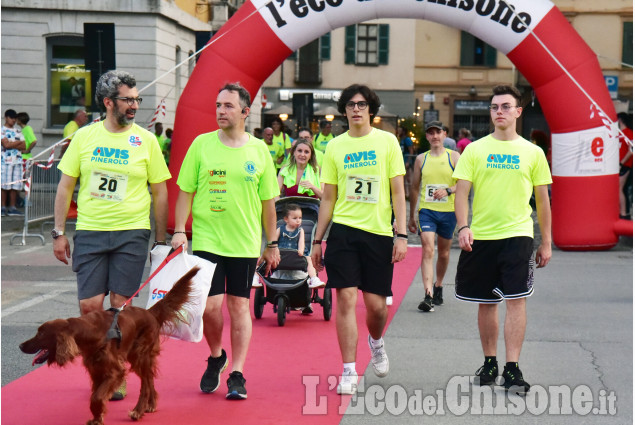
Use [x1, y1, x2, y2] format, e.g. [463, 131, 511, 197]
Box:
[276, 203, 325, 289]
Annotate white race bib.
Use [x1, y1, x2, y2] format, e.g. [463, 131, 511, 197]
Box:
[89, 169, 128, 202]
[424, 184, 448, 203]
[345, 174, 380, 204]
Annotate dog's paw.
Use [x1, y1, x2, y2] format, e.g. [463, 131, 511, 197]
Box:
[129, 410, 144, 421]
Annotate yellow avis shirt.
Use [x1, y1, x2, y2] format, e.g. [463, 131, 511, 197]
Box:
[321, 128, 405, 236]
[418, 148, 457, 213]
[452, 134, 552, 239]
[59, 121, 171, 231]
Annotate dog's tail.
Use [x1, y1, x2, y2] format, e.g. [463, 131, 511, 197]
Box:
[149, 266, 200, 329]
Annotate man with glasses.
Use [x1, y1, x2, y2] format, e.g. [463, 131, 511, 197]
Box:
[311, 84, 408, 395]
[453, 85, 552, 395]
[52, 70, 170, 401]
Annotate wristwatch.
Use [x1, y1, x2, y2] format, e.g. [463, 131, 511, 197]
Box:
[446, 187, 452, 195]
[51, 229, 65, 239]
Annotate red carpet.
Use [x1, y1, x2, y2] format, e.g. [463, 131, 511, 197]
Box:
[2, 248, 421, 424]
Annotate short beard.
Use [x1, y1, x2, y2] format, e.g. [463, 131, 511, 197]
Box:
[114, 108, 134, 126]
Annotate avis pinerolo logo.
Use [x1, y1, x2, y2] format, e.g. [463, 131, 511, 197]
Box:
[344, 150, 377, 170]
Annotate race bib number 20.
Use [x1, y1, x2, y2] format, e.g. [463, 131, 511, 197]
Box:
[345, 174, 379, 204]
[89, 169, 128, 202]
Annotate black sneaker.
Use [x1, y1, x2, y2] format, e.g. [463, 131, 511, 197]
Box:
[433, 285, 443, 306]
[226, 371, 247, 400]
[475, 359, 498, 386]
[502, 364, 530, 395]
[200, 349, 228, 393]
[417, 293, 434, 312]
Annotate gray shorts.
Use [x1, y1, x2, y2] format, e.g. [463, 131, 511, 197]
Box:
[72, 229, 151, 300]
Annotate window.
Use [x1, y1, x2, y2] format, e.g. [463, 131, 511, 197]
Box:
[623, 21, 633, 68]
[175, 46, 182, 98]
[47, 36, 89, 127]
[460, 31, 497, 67]
[188, 50, 195, 76]
[345, 24, 389, 66]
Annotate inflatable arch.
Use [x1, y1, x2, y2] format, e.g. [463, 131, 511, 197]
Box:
[168, 0, 631, 251]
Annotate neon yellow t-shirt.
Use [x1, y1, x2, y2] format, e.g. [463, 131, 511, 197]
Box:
[263, 138, 284, 166]
[58, 122, 171, 231]
[320, 128, 405, 236]
[313, 132, 333, 153]
[418, 149, 457, 213]
[314, 149, 324, 168]
[63, 120, 79, 139]
[177, 131, 279, 257]
[452, 134, 552, 239]
[21, 125, 36, 160]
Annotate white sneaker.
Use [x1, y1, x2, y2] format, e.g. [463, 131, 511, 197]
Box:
[368, 335, 389, 377]
[337, 369, 358, 395]
[308, 276, 326, 288]
[252, 274, 262, 288]
[386, 296, 393, 306]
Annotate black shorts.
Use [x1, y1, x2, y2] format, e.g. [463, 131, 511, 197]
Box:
[323, 223, 394, 297]
[193, 251, 257, 299]
[455, 237, 534, 303]
[619, 165, 632, 177]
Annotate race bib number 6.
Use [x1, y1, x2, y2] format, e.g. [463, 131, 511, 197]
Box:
[89, 169, 128, 202]
[345, 174, 379, 204]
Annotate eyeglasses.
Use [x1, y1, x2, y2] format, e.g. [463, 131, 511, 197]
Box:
[345, 101, 368, 110]
[113, 97, 143, 106]
[489, 103, 517, 112]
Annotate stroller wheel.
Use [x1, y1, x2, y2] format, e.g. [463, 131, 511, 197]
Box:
[277, 297, 287, 326]
[323, 288, 332, 321]
[254, 287, 265, 319]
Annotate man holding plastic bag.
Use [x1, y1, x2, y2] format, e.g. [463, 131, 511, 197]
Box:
[172, 83, 280, 400]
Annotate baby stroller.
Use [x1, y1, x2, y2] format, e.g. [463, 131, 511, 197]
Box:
[253, 196, 332, 326]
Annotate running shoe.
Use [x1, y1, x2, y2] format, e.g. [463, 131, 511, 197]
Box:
[433, 285, 444, 306]
[502, 364, 530, 395]
[417, 293, 434, 312]
[110, 379, 127, 401]
[252, 274, 262, 288]
[226, 371, 247, 400]
[200, 349, 228, 393]
[308, 276, 326, 288]
[7, 207, 23, 216]
[337, 369, 358, 395]
[474, 358, 498, 386]
[301, 305, 313, 315]
[368, 335, 389, 377]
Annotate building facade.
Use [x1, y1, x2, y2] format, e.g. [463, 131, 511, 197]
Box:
[1, 0, 212, 156]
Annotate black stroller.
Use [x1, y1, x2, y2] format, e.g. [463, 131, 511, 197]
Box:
[253, 197, 332, 326]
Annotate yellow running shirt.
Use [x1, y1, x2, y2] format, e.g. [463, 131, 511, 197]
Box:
[321, 128, 405, 236]
[177, 131, 279, 257]
[418, 148, 457, 213]
[452, 134, 552, 239]
[58, 121, 171, 231]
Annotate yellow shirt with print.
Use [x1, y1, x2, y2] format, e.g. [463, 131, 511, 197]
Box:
[58, 122, 171, 231]
[452, 134, 552, 240]
[321, 128, 405, 236]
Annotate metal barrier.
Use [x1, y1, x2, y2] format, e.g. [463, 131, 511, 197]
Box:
[10, 159, 62, 245]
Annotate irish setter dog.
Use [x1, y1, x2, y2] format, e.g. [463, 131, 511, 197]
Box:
[20, 266, 200, 425]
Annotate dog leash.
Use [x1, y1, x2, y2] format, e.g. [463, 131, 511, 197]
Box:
[105, 244, 185, 344]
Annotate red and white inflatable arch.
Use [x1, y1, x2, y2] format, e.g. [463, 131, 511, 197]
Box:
[168, 0, 631, 251]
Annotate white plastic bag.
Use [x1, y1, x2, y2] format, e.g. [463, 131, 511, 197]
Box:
[146, 245, 215, 343]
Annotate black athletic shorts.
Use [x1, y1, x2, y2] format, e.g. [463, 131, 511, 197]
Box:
[455, 237, 534, 303]
[323, 223, 394, 297]
[193, 251, 257, 299]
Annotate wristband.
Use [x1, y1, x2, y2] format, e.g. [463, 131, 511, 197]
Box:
[396, 233, 408, 240]
[173, 231, 186, 235]
[313, 239, 323, 245]
[152, 240, 167, 247]
[457, 225, 470, 234]
[266, 244, 278, 249]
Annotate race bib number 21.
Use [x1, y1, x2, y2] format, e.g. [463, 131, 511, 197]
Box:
[345, 174, 379, 204]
